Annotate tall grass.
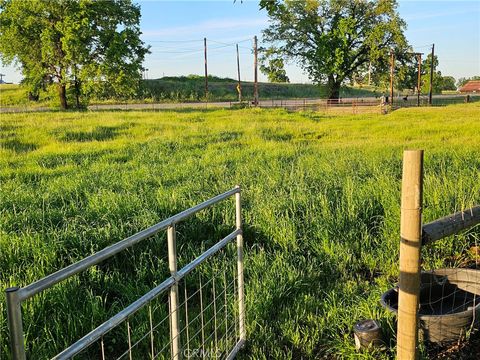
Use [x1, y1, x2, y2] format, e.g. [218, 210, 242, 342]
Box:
[1, 103, 479, 359]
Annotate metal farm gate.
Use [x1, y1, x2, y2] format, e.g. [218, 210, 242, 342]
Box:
[6, 186, 245, 360]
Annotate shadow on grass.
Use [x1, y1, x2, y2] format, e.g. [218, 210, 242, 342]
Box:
[61, 126, 121, 142]
[1, 138, 38, 153]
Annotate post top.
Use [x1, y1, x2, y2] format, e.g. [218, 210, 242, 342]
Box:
[404, 149, 424, 153]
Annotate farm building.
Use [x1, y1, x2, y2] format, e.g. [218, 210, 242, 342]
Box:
[459, 80, 480, 93]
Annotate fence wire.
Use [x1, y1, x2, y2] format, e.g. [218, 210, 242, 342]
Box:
[418, 230, 480, 349]
[71, 243, 243, 360]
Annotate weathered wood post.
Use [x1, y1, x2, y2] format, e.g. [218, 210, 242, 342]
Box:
[397, 150, 424, 360]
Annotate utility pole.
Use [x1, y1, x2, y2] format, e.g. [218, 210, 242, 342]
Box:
[417, 53, 422, 107]
[236, 44, 242, 103]
[428, 44, 435, 105]
[390, 50, 394, 106]
[204, 37, 208, 101]
[253, 35, 259, 106]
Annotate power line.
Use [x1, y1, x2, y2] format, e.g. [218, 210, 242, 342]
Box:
[208, 38, 252, 46]
[148, 44, 204, 51]
[152, 49, 204, 54]
[146, 39, 203, 43]
[207, 39, 253, 51]
[146, 38, 253, 56]
[143, 36, 259, 85]
[411, 44, 434, 49]
[148, 44, 242, 55]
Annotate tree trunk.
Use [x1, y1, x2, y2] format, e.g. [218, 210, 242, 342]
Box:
[74, 78, 80, 109]
[58, 83, 68, 110]
[327, 75, 341, 103]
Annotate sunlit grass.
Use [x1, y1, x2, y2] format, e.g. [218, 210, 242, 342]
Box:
[1, 103, 479, 359]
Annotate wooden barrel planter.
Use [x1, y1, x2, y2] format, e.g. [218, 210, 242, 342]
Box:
[381, 268, 480, 343]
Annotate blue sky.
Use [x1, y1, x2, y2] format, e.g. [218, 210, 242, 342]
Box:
[1, 0, 479, 84]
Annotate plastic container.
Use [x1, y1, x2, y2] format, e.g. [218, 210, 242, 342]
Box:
[381, 268, 480, 343]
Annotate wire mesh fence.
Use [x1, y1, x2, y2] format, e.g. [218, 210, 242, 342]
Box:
[258, 98, 384, 114]
[419, 230, 480, 349]
[69, 245, 243, 360]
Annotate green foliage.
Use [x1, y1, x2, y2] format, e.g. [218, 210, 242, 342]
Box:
[441, 76, 456, 91]
[260, 0, 409, 99]
[394, 54, 418, 92]
[0, 0, 149, 109]
[1, 104, 479, 359]
[259, 47, 290, 83]
[421, 54, 443, 94]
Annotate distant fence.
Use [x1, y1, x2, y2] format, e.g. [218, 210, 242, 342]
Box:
[392, 94, 480, 110]
[258, 98, 384, 114]
[6, 186, 245, 360]
[1, 94, 478, 114]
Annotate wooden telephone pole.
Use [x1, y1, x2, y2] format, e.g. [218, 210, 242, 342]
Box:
[236, 44, 242, 103]
[253, 35, 259, 106]
[428, 44, 435, 105]
[204, 37, 208, 101]
[390, 50, 395, 106]
[416, 53, 422, 107]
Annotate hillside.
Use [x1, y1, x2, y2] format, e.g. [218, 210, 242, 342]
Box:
[140, 75, 377, 102]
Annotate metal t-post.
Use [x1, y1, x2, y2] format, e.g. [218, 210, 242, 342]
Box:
[6, 287, 26, 360]
[167, 225, 181, 360]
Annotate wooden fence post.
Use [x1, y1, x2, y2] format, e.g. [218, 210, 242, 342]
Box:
[397, 150, 424, 360]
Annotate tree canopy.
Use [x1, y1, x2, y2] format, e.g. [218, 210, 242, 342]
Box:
[0, 0, 149, 109]
[260, 0, 409, 99]
[259, 47, 290, 83]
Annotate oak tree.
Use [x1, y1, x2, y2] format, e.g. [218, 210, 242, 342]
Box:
[0, 0, 149, 109]
[260, 0, 409, 99]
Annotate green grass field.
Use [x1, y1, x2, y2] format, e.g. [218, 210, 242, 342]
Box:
[1, 104, 479, 359]
[0, 84, 59, 108]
